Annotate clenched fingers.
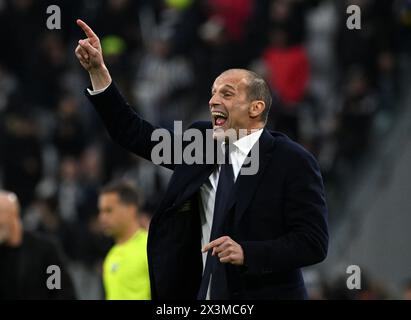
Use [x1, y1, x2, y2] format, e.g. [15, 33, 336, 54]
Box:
[203, 236, 244, 265]
[78, 39, 98, 57]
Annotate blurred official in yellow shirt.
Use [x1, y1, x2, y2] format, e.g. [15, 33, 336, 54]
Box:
[98, 181, 151, 300]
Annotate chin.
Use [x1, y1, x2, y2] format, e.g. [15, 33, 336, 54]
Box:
[213, 126, 238, 141]
[102, 228, 113, 237]
[212, 126, 226, 140]
[0, 229, 10, 244]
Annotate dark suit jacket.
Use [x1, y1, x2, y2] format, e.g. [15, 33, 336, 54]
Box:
[86, 82, 329, 300]
[0, 231, 76, 300]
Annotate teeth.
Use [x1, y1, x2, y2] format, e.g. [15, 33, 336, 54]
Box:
[212, 112, 227, 118]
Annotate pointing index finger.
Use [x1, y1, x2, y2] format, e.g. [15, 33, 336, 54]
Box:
[76, 19, 97, 39]
[202, 236, 227, 252]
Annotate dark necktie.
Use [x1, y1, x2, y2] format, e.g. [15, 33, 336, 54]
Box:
[197, 143, 234, 300]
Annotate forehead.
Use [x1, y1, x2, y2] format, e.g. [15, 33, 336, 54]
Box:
[212, 71, 249, 91]
[99, 192, 120, 205]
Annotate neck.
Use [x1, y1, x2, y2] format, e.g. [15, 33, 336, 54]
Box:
[246, 126, 264, 135]
[115, 221, 140, 244]
[236, 126, 264, 139]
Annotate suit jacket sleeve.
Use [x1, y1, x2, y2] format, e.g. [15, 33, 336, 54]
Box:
[240, 147, 329, 275]
[85, 82, 175, 170]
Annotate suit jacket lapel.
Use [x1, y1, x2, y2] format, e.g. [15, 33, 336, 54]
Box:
[227, 129, 276, 229]
[174, 163, 216, 208]
[159, 135, 218, 215]
[160, 129, 276, 226]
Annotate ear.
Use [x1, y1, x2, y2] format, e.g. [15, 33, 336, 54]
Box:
[249, 100, 266, 119]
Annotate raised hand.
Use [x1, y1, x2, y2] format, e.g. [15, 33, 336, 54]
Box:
[75, 19, 104, 71]
[75, 19, 111, 90]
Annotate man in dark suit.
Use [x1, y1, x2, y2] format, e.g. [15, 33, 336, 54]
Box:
[0, 191, 76, 300]
[75, 19, 328, 300]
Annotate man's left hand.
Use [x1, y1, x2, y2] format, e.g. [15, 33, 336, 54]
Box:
[202, 236, 244, 265]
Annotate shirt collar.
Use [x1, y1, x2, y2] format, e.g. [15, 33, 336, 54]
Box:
[231, 128, 264, 156]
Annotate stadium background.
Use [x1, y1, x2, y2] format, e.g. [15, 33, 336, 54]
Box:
[0, 0, 411, 299]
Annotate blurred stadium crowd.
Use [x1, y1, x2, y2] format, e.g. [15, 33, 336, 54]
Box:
[0, 0, 411, 299]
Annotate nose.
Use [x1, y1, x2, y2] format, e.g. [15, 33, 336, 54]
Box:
[209, 94, 220, 108]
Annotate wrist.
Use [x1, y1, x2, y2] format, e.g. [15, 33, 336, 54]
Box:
[88, 63, 107, 75]
[89, 65, 112, 91]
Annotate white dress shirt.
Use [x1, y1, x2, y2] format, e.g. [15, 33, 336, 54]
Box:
[198, 128, 263, 299]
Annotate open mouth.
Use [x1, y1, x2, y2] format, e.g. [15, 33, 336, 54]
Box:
[212, 111, 228, 127]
